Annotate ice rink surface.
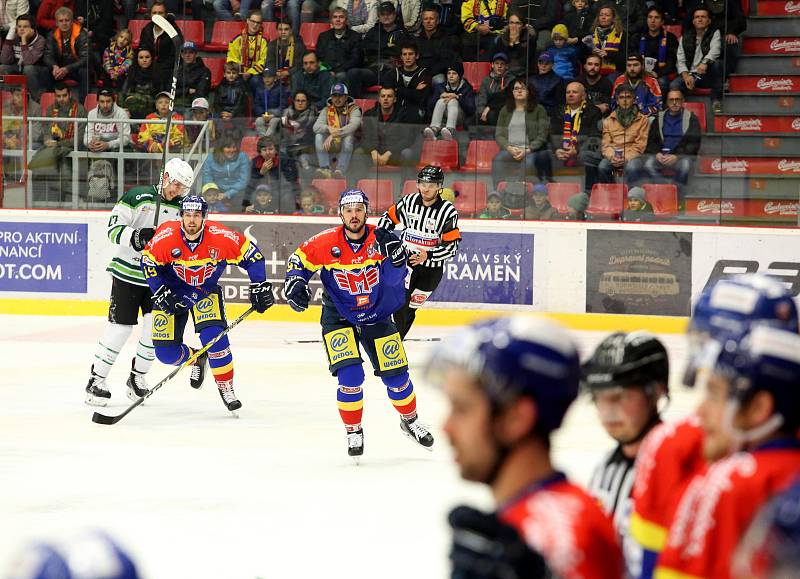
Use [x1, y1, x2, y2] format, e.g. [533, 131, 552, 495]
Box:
[0, 315, 700, 578]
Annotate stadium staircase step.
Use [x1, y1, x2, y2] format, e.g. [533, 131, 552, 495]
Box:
[690, 173, 800, 197]
[728, 75, 800, 92]
[742, 37, 800, 55]
[713, 114, 800, 133]
[745, 15, 800, 35]
[697, 156, 800, 176]
[682, 197, 798, 222]
[753, 0, 800, 16]
[701, 133, 800, 156]
[717, 93, 799, 114]
[734, 54, 800, 75]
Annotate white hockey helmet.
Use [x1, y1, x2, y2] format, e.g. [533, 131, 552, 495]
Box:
[163, 158, 194, 190]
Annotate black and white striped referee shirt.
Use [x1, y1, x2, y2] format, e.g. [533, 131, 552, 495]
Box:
[377, 192, 461, 268]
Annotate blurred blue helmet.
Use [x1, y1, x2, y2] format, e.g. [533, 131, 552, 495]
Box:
[338, 189, 369, 212]
[733, 478, 800, 578]
[5, 543, 70, 579]
[428, 316, 581, 434]
[180, 194, 209, 218]
[684, 274, 799, 387]
[65, 532, 139, 579]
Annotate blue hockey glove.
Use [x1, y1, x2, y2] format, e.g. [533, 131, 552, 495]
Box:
[373, 227, 406, 267]
[130, 227, 155, 252]
[284, 277, 311, 312]
[152, 286, 189, 316]
[249, 281, 274, 313]
[448, 506, 550, 579]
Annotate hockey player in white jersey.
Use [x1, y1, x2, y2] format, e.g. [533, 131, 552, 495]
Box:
[84, 158, 194, 406]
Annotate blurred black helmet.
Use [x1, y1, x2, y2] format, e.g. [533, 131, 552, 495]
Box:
[582, 331, 669, 392]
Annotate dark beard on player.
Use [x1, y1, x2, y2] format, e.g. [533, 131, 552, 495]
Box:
[343, 218, 365, 236]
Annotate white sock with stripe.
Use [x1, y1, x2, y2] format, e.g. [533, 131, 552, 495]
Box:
[133, 314, 155, 375]
[93, 323, 133, 378]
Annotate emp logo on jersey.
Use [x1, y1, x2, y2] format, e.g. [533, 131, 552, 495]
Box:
[333, 266, 380, 295]
[174, 263, 216, 286]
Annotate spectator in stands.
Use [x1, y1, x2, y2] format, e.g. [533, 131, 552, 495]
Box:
[566, 191, 588, 220]
[683, 0, 745, 78]
[546, 24, 579, 81]
[476, 52, 512, 136]
[75, 2, 115, 63]
[608, 0, 645, 33]
[346, 0, 379, 35]
[424, 61, 475, 141]
[359, 85, 415, 175]
[214, 0, 254, 21]
[295, 189, 326, 214]
[36, 0, 75, 33]
[213, 61, 250, 133]
[672, 6, 722, 112]
[248, 135, 300, 211]
[262, 0, 314, 37]
[397, 0, 424, 34]
[598, 83, 649, 184]
[121, 48, 157, 123]
[0, 14, 49, 101]
[479, 191, 512, 219]
[622, 186, 655, 222]
[281, 89, 317, 170]
[460, 0, 509, 58]
[612, 54, 662, 117]
[528, 51, 564, 115]
[2, 85, 41, 153]
[550, 81, 602, 192]
[313, 82, 362, 178]
[84, 88, 131, 153]
[43, 6, 88, 101]
[0, 0, 29, 39]
[347, 1, 408, 98]
[291, 51, 334, 109]
[138, 91, 187, 153]
[491, 77, 551, 187]
[186, 96, 216, 145]
[580, 53, 611, 114]
[101, 28, 133, 89]
[138, 2, 183, 92]
[316, 8, 361, 84]
[226, 10, 269, 95]
[266, 21, 306, 85]
[415, 5, 457, 85]
[588, 5, 626, 81]
[494, 9, 535, 78]
[254, 67, 290, 137]
[637, 7, 679, 96]
[515, 0, 561, 52]
[384, 40, 432, 125]
[203, 135, 250, 205]
[202, 182, 233, 213]
[175, 41, 212, 112]
[524, 182, 560, 220]
[245, 183, 278, 214]
[564, 0, 594, 58]
[643, 89, 701, 198]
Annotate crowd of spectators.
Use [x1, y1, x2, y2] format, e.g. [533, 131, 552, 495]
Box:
[0, 0, 748, 218]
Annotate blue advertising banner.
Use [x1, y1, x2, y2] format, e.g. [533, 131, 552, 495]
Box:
[0, 222, 88, 293]
[432, 232, 534, 305]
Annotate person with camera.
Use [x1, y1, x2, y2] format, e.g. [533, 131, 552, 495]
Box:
[460, 0, 510, 60]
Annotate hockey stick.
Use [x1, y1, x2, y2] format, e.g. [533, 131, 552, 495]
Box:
[91, 307, 255, 425]
[151, 13, 184, 227]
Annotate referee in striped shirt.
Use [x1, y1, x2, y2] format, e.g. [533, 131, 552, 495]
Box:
[582, 331, 670, 579]
[377, 165, 461, 339]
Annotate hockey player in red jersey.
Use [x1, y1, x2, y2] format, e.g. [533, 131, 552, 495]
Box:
[283, 189, 434, 460]
[429, 316, 623, 579]
[655, 326, 800, 579]
[630, 274, 799, 579]
[141, 195, 273, 413]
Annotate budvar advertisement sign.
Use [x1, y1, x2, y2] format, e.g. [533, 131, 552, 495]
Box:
[434, 232, 534, 305]
[0, 222, 87, 293]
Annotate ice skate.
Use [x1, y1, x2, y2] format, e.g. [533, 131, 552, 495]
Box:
[400, 417, 434, 450]
[85, 366, 111, 407]
[126, 359, 150, 401]
[347, 429, 364, 464]
[217, 381, 242, 415]
[189, 348, 208, 389]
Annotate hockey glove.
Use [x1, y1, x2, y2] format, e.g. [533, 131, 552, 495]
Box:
[130, 227, 156, 252]
[373, 228, 407, 267]
[448, 506, 551, 579]
[249, 280, 274, 313]
[284, 277, 311, 312]
[152, 286, 189, 316]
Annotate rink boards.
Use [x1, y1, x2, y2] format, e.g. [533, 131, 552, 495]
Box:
[0, 210, 798, 333]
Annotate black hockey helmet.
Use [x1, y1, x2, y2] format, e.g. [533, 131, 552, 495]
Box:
[581, 331, 669, 393]
[417, 165, 444, 185]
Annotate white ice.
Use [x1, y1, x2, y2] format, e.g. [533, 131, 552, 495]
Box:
[0, 315, 700, 578]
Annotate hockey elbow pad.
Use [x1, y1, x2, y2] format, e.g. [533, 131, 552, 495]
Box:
[284, 277, 311, 312]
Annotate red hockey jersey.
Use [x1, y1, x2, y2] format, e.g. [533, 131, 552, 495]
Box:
[500, 474, 623, 579]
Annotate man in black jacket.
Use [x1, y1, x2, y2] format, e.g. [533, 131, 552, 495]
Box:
[358, 85, 416, 179]
[513, 0, 562, 51]
[316, 8, 362, 85]
[637, 8, 679, 96]
[138, 2, 183, 93]
[415, 6, 458, 85]
[383, 41, 433, 126]
[643, 89, 702, 199]
[175, 42, 212, 112]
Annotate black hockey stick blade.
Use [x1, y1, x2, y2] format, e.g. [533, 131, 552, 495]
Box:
[91, 307, 255, 425]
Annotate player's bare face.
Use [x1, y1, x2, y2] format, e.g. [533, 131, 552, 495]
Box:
[592, 386, 653, 445]
[442, 368, 499, 483]
[697, 373, 734, 461]
[340, 204, 367, 237]
[182, 211, 204, 239]
[162, 176, 188, 201]
[418, 182, 440, 204]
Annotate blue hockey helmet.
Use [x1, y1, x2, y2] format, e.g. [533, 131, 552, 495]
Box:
[5, 543, 70, 579]
[180, 194, 209, 218]
[338, 189, 369, 212]
[427, 316, 581, 435]
[684, 274, 799, 387]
